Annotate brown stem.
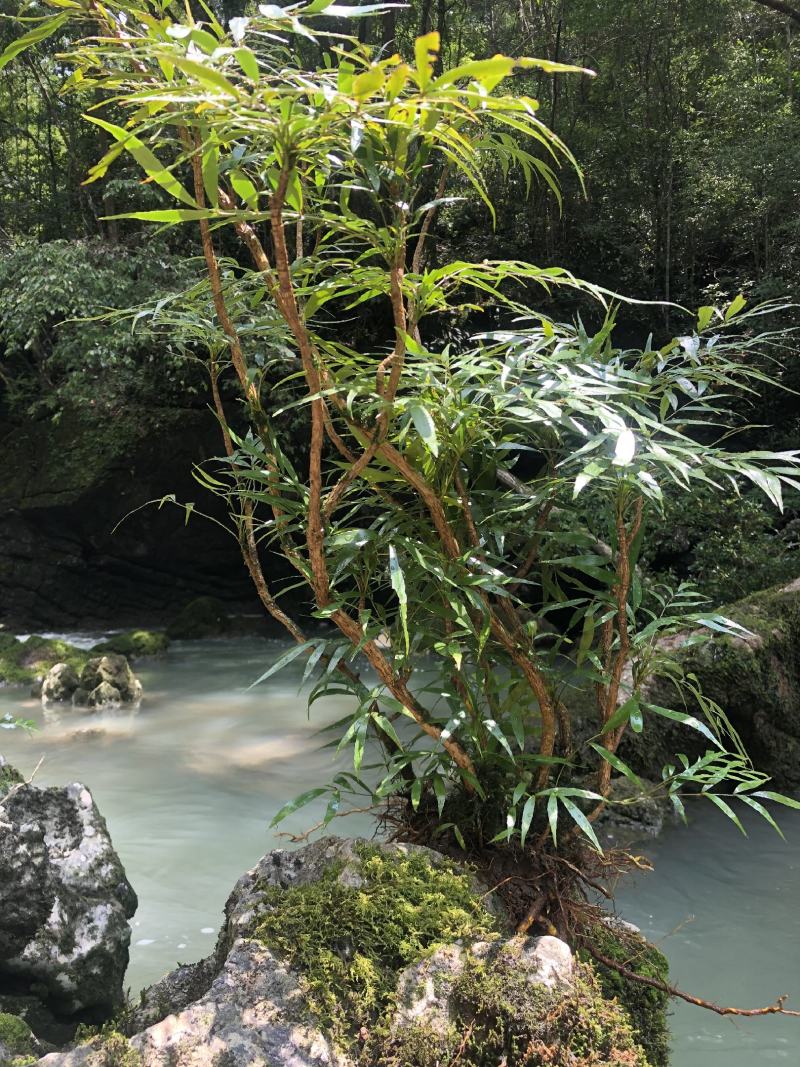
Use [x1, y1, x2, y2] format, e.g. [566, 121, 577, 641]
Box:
[586, 945, 800, 1018]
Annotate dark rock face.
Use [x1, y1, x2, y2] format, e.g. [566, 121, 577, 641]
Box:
[621, 577, 800, 788]
[0, 406, 266, 631]
[0, 770, 137, 1019]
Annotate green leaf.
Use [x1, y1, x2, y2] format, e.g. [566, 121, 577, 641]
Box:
[738, 795, 785, 838]
[520, 794, 536, 847]
[725, 293, 746, 320]
[484, 717, 514, 758]
[589, 743, 642, 787]
[561, 796, 602, 851]
[169, 55, 240, 98]
[547, 792, 559, 846]
[389, 545, 409, 652]
[697, 305, 714, 331]
[249, 641, 314, 687]
[0, 13, 69, 71]
[432, 774, 447, 816]
[705, 792, 746, 834]
[601, 695, 640, 736]
[235, 47, 260, 82]
[753, 791, 800, 810]
[102, 209, 221, 223]
[408, 403, 439, 456]
[643, 703, 723, 749]
[270, 786, 327, 826]
[84, 116, 198, 207]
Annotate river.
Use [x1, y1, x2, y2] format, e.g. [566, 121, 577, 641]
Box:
[1, 635, 798, 1065]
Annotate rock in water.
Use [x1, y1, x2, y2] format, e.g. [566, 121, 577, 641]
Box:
[41, 655, 142, 710]
[40, 664, 80, 704]
[0, 768, 137, 1019]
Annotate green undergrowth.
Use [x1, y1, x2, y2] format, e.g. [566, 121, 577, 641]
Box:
[254, 845, 498, 1044]
[579, 922, 670, 1067]
[0, 1012, 36, 1065]
[0, 633, 89, 686]
[0, 762, 24, 795]
[0, 629, 167, 687]
[364, 955, 650, 1067]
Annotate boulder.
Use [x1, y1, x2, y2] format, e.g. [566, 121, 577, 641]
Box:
[0, 767, 137, 1019]
[32, 838, 661, 1067]
[40, 665, 80, 705]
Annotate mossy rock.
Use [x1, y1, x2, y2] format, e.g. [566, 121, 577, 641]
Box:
[621, 577, 800, 788]
[254, 842, 499, 1044]
[579, 921, 670, 1067]
[0, 1012, 35, 1063]
[166, 596, 230, 640]
[0, 635, 90, 687]
[365, 954, 652, 1067]
[0, 759, 24, 797]
[91, 630, 169, 658]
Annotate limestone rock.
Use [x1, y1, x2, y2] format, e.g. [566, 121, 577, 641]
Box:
[394, 934, 574, 1035]
[41, 665, 80, 705]
[40, 655, 142, 711]
[0, 770, 137, 1018]
[36, 941, 352, 1067]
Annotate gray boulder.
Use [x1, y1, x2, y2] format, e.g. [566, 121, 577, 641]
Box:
[0, 768, 137, 1018]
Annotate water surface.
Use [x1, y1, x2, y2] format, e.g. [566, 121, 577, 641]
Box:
[1, 635, 799, 1065]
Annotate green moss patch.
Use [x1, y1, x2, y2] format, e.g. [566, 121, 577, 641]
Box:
[579, 922, 670, 1067]
[365, 956, 650, 1067]
[0, 1012, 34, 1058]
[255, 845, 497, 1043]
[0, 635, 90, 687]
[91, 630, 169, 658]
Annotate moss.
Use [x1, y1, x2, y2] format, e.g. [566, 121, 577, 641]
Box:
[0, 1013, 34, 1056]
[166, 597, 230, 640]
[91, 630, 169, 658]
[0, 762, 24, 796]
[579, 923, 670, 1067]
[0, 635, 90, 687]
[364, 957, 650, 1067]
[254, 844, 497, 1045]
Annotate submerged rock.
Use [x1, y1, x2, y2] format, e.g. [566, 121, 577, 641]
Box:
[0, 766, 137, 1020]
[34, 838, 665, 1067]
[41, 655, 142, 711]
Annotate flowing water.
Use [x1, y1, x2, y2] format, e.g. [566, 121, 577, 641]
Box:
[1, 635, 799, 1065]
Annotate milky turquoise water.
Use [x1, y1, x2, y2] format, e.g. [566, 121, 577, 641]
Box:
[1, 635, 799, 1064]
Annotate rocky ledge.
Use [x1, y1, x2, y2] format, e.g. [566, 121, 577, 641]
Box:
[30, 837, 669, 1067]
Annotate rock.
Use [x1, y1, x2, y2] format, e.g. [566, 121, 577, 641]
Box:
[596, 776, 672, 839]
[31, 838, 664, 1067]
[86, 682, 121, 709]
[620, 576, 800, 788]
[40, 655, 141, 710]
[41, 665, 80, 705]
[394, 934, 574, 1036]
[90, 632, 169, 659]
[166, 597, 230, 641]
[0, 768, 137, 1019]
[78, 657, 140, 708]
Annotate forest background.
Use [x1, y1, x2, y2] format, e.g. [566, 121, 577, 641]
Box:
[3, 0, 800, 622]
